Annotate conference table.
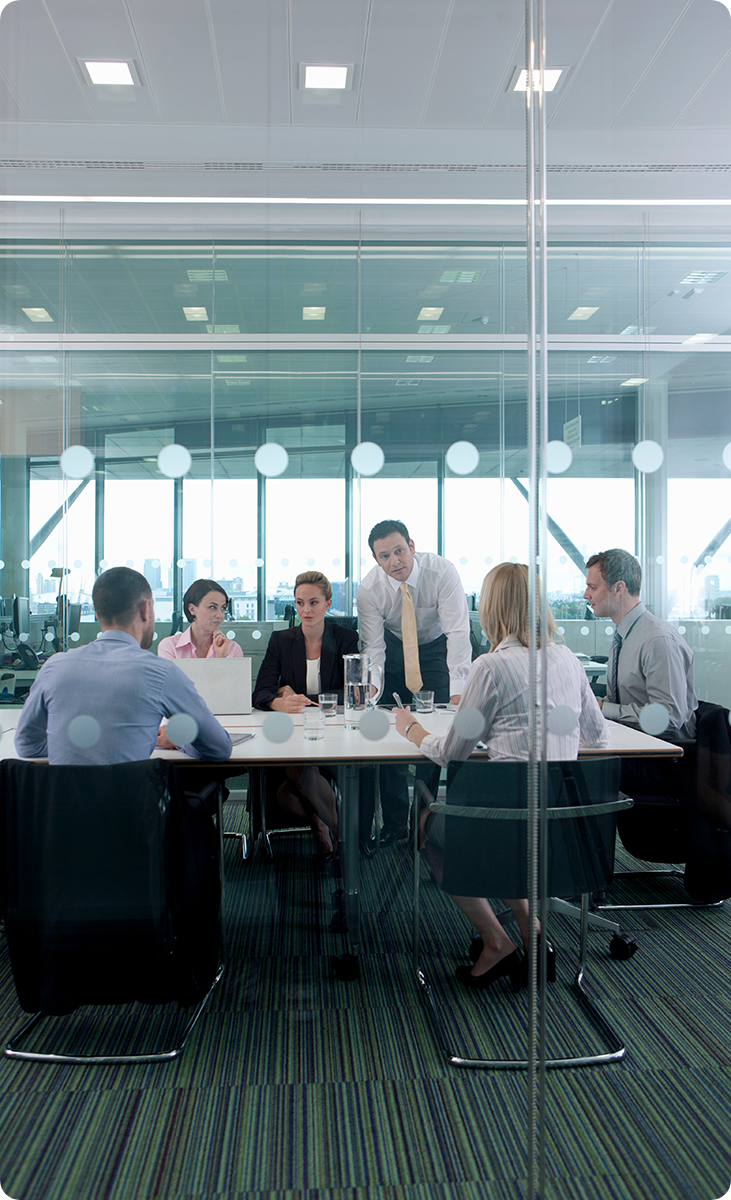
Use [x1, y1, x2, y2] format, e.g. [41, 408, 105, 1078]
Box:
[0, 708, 681, 977]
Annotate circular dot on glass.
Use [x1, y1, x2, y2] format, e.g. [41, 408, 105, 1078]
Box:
[262, 712, 293, 744]
[701, 625, 710, 635]
[167, 712, 199, 746]
[655, 556, 664, 565]
[359, 709, 390, 741]
[67, 715, 101, 749]
[545, 440, 573, 475]
[351, 441, 385, 476]
[446, 440, 480, 476]
[547, 706, 578, 736]
[680, 556, 689, 565]
[152, 633, 158, 641]
[557, 625, 565, 635]
[726, 627, 731, 635]
[484, 556, 493, 566]
[678, 625, 686, 635]
[639, 703, 670, 737]
[281, 558, 289, 567]
[252, 629, 262, 640]
[158, 443, 192, 479]
[151, 558, 160, 569]
[509, 556, 518, 564]
[605, 626, 614, 636]
[203, 558, 211, 568]
[47, 559, 56, 569]
[99, 558, 109, 570]
[255, 558, 264, 568]
[360, 557, 367, 566]
[723, 442, 731, 472]
[0, 561, 4, 570]
[73, 559, 82, 570]
[60, 444, 94, 479]
[125, 559, 134, 568]
[229, 558, 238, 568]
[307, 558, 315, 568]
[44, 630, 54, 642]
[632, 440, 664, 474]
[332, 557, 341, 567]
[255, 442, 289, 477]
[18, 632, 28, 643]
[21, 559, 30, 569]
[559, 555, 567, 565]
[453, 707, 487, 741]
[176, 558, 185, 568]
[580, 626, 589, 636]
[69, 632, 80, 642]
[459, 556, 468, 565]
[226, 630, 236, 640]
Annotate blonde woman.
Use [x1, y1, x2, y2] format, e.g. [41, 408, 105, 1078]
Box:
[394, 562, 609, 989]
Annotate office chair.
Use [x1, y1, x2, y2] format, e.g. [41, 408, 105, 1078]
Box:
[1, 759, 225, 1064]
[412, 758, 632, 1069]
[598, 700, 731, 913]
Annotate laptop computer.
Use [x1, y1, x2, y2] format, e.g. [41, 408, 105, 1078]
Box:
[171, 657, 252, 716]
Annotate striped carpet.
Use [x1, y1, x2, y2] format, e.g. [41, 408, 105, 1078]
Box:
[1, 808, 731, 1200]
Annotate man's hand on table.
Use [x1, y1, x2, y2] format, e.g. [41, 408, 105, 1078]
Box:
[156, 725, 178, 750]
[450, 694, 462, 706]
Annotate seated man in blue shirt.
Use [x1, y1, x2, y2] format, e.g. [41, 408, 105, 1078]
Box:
[15, 566, 232, 765]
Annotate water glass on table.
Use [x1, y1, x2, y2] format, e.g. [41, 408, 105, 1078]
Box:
[413, 690, 435, 713]
[318, 692, 338, 720]
[303, 706, 325, 740]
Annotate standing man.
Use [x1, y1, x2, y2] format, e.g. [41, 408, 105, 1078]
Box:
[583, 547, 697, 796]
[357, 519, 472, 843]
[16, 565, 232, 765]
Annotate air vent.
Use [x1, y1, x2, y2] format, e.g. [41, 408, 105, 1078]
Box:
[2, 160, 730, 174]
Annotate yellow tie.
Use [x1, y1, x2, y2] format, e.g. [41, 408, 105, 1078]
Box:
[400, 581, 423, 693]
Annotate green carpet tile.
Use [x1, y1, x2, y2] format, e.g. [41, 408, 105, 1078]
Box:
[1, 823, 731, 1200]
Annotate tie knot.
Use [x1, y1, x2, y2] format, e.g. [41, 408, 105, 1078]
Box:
[400, 581, 409, 595]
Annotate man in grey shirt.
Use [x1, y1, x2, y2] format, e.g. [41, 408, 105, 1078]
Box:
[16, 566, 232, 765]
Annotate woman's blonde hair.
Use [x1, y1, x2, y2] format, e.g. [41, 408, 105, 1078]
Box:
[294, 570, 332, 603]
[478, 562, 555, 649]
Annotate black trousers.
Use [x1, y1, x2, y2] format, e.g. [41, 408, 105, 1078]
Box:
[379, 630, 450, 834]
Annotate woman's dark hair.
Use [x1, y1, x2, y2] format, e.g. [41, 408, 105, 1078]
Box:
[183, 578, 229, 623]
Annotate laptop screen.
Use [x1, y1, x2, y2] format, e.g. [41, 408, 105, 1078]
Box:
[171, 657, 252, 716]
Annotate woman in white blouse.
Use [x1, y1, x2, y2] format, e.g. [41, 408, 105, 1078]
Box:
[394, 562, 609, 991]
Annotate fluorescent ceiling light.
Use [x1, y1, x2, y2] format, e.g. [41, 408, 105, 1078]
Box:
[22, 307, 53, 322]
[303, 64, 351, 89]
[620, 378, 650, 386]
[587, 355, 616, 363]
[567, 307, 598, 320]
[187, 269, 228, 282]
[513, 68, 563, 92]
[682, 333, 717, 344]
[418, 307, 444, 320]
[82, 60, 136, 86]
[183, 306, 208, 321]
[419, 324, 452, 334]
[678, 271, 726, 286]
[405, 355, 435, 363]
[25, 355, 58, 363]
[303, 307, 326, 320]
[440, 270, 482, 284]
[205, 324, 240, 333]
[216, 354, 248, 362]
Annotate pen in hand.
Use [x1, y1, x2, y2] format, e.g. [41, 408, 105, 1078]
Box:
[392, 692, 405, 708]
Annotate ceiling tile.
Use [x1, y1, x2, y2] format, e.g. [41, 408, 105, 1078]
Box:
[126, 0, 224, 124]
[209, 0, 291, 126]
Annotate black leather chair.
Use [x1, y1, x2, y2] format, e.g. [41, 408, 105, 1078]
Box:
[412, 758, 632, 1069]
[0, 759, 225, 1064]
[602, 700, 731, 909]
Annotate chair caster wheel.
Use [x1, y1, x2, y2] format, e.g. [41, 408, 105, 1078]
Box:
[610, 933, 638, 960]
[332, 953, 360, 981]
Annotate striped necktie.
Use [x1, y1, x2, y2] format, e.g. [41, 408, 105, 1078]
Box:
[607, 630, 622, 704]
[400, 581, 423, 693]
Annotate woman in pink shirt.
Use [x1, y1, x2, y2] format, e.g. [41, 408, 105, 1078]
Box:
[157, 578, 244, 660]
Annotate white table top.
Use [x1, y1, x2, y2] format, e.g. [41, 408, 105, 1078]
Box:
[0, 706, 680, 765]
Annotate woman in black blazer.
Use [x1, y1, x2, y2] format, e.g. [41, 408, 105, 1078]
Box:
[252, 570, 359, 857]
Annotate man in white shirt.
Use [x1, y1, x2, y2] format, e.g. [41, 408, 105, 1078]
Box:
[357, 519, 472, 843]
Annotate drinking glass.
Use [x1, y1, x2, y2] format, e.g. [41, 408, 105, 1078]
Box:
[318, 693, 338, 720]
[413, 690, 435, 713]
[303, 707, 325, 740]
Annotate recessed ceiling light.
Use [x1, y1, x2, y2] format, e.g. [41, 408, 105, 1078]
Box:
[512, 68, 564, 92]
[405, 355, 435, 363]
[418, 307, 444, 321]
[682, 333, 717, 344]
[419, 324, 452, 334]
[301, 64, 352, 90]
[303, 307, 326, 320]
[80, 60, 137, 86]
[223, 379, 251, 386]
[620, 378, 650, 386]
[206, 324, 240, 334]
[567, 307, 598, 320]
[216, 354, 248, 362]
[678, 271, 726, 286]
[187, 269, 228, 282]
[440, 270, 482, 284]
[586, 355, 616, 363]
[183, 307, 208, 321]
[25, 355, 58, 363]
[22, 307, 53, 322]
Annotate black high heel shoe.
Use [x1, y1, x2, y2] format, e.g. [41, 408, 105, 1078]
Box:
[455, 948, 525, 992]
[469, 934, 556, 983]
